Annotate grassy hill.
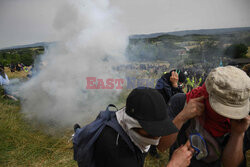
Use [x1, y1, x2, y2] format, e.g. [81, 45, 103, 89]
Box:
[1, 68, 250, 166]
[127, 27, 250, 63]
[0, 94, 171, 167]
[0, 70, 171, 167]
[1, 26, 250, 166]
[0, 96, 76, 167]
[0, 66, 76, 166]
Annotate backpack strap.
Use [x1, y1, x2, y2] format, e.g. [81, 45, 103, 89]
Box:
[106, 111, 136, 153]
[106, 104, 118, 111]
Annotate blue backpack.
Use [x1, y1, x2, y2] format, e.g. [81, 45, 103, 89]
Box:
[73, 104, 135, 167]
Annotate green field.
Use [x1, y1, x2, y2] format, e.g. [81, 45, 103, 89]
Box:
[1, 69, 250, 167]
[0, 96, 76, 166]
[0, 70, 171, 167]
[0, 99, 171, 167]
[1, 38, 250, 166]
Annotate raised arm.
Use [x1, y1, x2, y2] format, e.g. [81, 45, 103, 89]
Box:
[222, 116, 250, 167]
[158, 96, 204, 152]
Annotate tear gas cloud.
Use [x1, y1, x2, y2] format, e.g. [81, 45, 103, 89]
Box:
[18, 0, 129, 127]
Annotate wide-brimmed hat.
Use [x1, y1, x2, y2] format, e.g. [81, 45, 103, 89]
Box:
[205, 66, 250, 119]
[125, 87, 178, 137]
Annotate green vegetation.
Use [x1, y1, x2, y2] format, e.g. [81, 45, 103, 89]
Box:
[0, 89, 76, 167]
[247, 47, 250, 58]
[0, 47, 44, 66]
[0, 67, 75, 166]
[2, 68, 250, 166]
[0, 89, 171, 167]
[0, 69, 171, 167]
[127, 30, 250, 67]
[187, 41, 223, 63]
[225, 43, 248, 58]
[1, 28, 250, 166]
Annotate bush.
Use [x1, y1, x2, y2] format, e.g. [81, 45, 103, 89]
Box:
[20, 53, 34, 66]
[224, 43, 248, 58]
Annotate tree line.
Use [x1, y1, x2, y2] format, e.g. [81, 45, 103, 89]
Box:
[0, 47, 44, 66]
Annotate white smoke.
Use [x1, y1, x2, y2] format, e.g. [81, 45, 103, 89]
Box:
[19, 0, 128, 127]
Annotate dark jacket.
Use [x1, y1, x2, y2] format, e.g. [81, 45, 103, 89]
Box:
[155, 71, 184, 103]
[94, 126, 147, 167]
[73, 105, 145, 167]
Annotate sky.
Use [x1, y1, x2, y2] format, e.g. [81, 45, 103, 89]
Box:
[0, 0, 250, 48]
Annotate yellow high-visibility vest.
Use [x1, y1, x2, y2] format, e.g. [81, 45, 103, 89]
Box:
[23, 66, 29, 72]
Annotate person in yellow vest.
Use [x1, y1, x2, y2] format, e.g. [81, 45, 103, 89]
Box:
[198, 77, 202, 87]
[186, 77, 191, 92]
[186, 77, 194, 93]
[23, 66, 29, 73]
[191, 77, 195, 87]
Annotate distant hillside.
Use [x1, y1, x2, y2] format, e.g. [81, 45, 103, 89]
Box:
[130, 27, 250, 39]
[127, 27, 250, 64]
[2, 27, 250, 50]
[0, 42, 55, 51]
[1, 26, 250, 66]
[0, 46, 45, 66]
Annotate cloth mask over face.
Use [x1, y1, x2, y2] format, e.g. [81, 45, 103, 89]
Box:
[116, 108, 160, 153]
[186, 84, 231, 137]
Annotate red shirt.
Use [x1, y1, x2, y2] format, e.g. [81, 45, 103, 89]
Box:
[186, 84, 231, 137]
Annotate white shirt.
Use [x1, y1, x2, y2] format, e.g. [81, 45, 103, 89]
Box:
[0, 73, 9, 86]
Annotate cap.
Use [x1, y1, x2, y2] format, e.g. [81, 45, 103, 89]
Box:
[125, 87, 178, 137]
[205, 66, 250, 119]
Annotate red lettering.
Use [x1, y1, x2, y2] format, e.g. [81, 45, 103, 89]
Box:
[115, 79, 124, 89]
[106, 78, 114, 89]
[86, 77, 97, 89]
[97, 79, 106, 89]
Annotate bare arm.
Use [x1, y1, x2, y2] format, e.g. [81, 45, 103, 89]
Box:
[158, 96, 205, 152]
[166, 141, 194, 167]
[222, 116, 250, 167]
[158, 111, 189, 151]
[222, 133, 244, 167]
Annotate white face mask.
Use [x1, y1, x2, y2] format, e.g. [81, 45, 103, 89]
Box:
[128, 129, 160, 153]
[116, 108, 160, 153]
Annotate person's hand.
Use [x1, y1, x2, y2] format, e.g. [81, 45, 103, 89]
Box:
[170, 71, 179, 88]
[231, 116, 250, 136]
[167, 140, 194, 167]
[179, 96, 205, 122]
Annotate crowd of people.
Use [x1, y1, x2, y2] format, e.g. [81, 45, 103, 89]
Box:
[114, 63, 169, 75]
[2, 59, 250, 167]
[9, 63, 28, 72]
[113, 62, 219, 93]
[73, 65, 250, 167]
